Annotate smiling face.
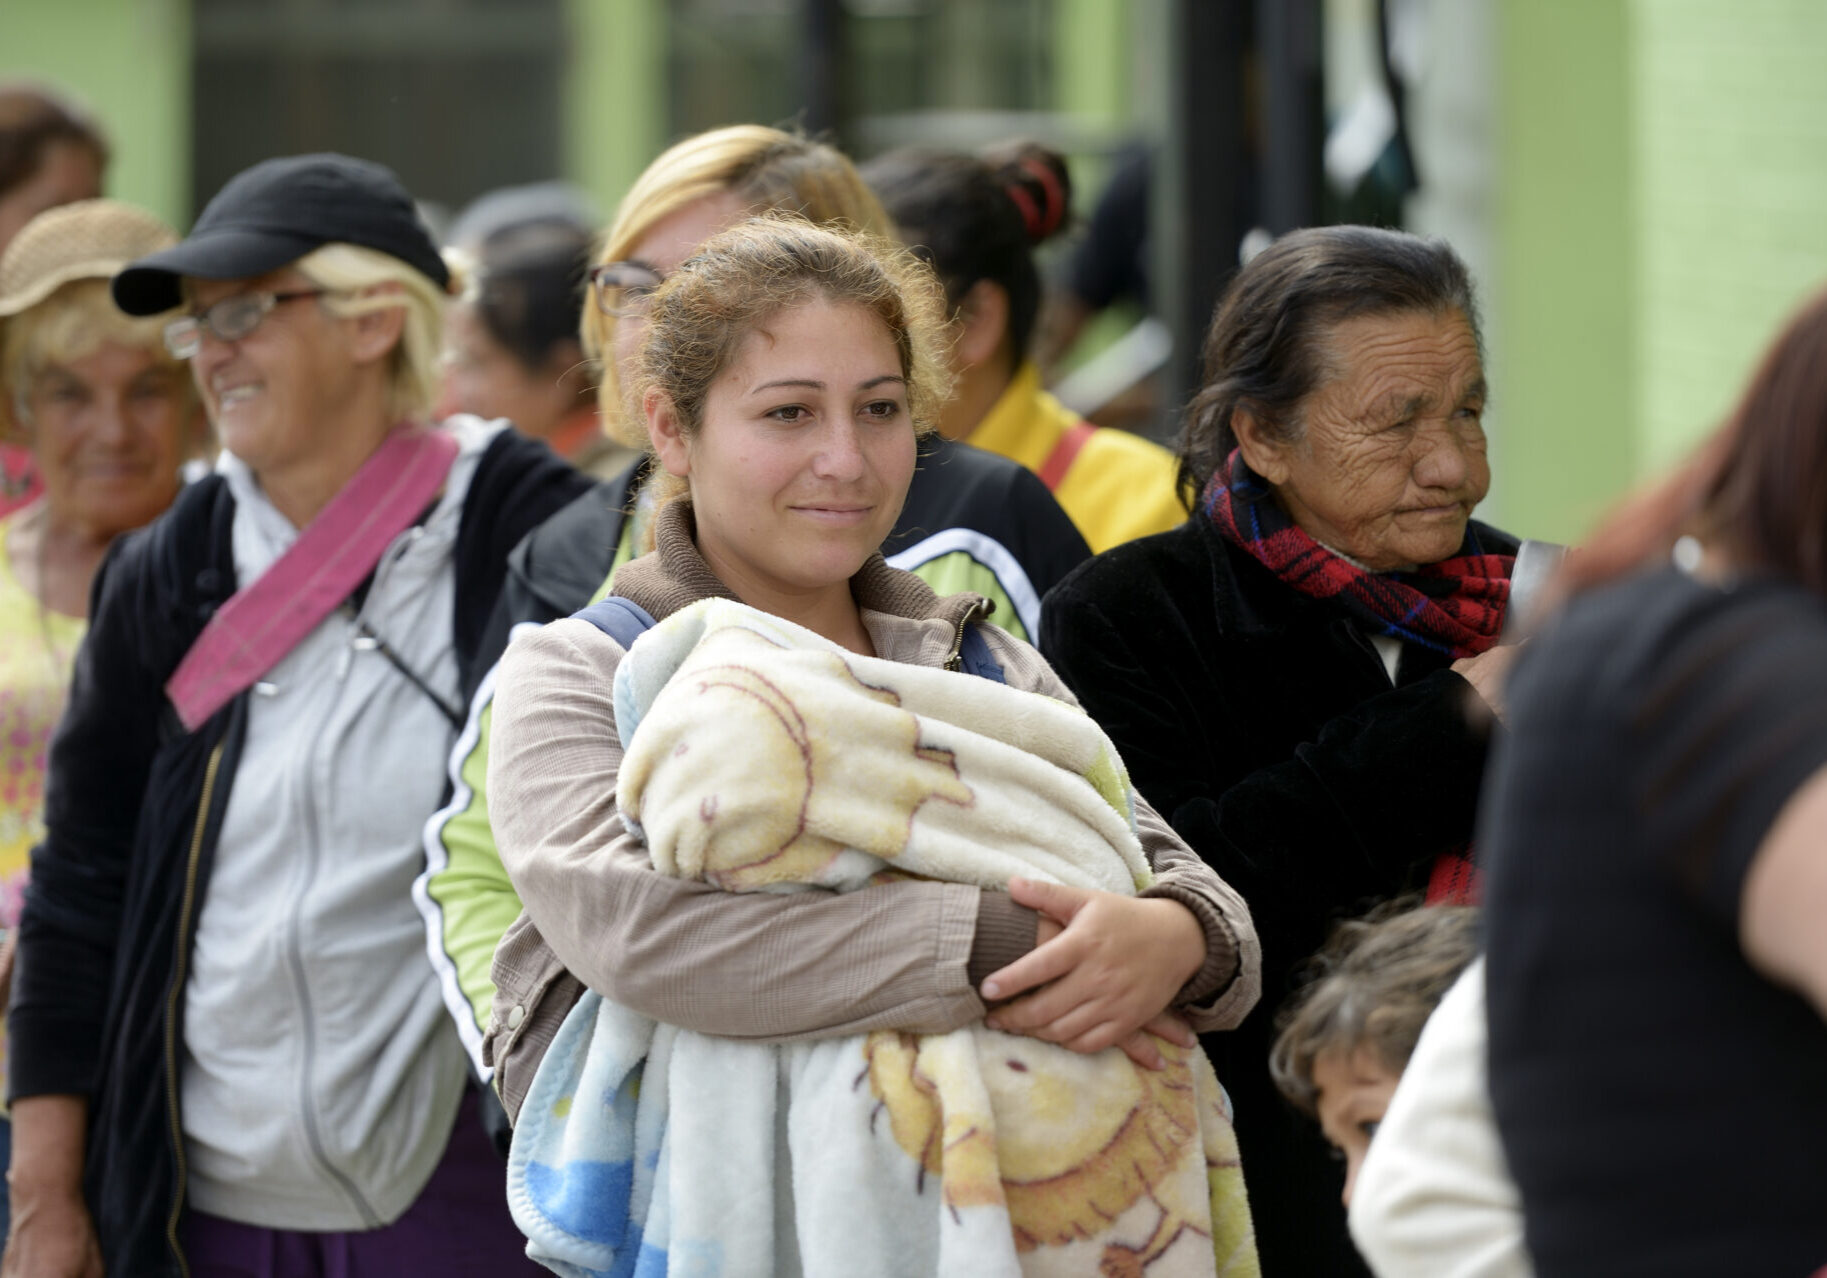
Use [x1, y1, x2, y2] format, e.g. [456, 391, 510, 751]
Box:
[649, 297, 916, 614]
[186, 266, 372, 480]
[23, 340, 190, 538]
[1240, 308, 1489, 572]
[1311, 1043, 1401, 1208]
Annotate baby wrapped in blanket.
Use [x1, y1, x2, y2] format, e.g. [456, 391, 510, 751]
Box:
[508, 598, 1258, 1277]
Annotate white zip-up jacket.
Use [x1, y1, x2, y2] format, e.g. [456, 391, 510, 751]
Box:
[181, 418, 492, 1229]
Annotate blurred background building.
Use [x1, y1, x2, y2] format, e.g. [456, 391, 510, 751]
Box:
[6, 0, 1827, 543]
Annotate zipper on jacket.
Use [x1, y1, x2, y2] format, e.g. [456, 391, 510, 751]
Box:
[164, 742, 224, 1278]
[285, 626, 386, 1228]
[944, 598, 991, 671]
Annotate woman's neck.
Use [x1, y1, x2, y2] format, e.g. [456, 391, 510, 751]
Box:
[258, 409, 403, 530]
[937, 350, 1018, 443]
[7, 499, 111, 619]
[696, 541, 875, 657]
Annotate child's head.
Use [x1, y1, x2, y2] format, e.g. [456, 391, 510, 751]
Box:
[1270, 901, 1479, 1204]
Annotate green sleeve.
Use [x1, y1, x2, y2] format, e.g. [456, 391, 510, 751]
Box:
[419, 670, 526, 1073]
[892, 546, 1031, 643]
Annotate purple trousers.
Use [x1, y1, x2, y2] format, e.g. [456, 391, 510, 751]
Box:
[178, 1089, 540, 1278]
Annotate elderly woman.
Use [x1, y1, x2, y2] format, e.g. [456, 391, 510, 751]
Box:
[1039, 225, 1517, 1276]
[5, 154, 586, 1278]
[0, 197, 198, 1237]
[1481, 289, 1827, 1275]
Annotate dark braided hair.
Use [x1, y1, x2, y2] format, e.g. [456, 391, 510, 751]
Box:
[470, 219, 592, 373]
[862, 141, 1072, 364]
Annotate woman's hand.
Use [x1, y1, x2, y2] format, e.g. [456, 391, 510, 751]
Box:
[3, 1096, 104, 1278]
[2, 1190, 103, 1278]
[1452, 643, 1519, 725]
[979, 878, 1205, 1070]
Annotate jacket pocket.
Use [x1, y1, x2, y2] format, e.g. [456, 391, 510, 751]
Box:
[487, 911, 585, 1124]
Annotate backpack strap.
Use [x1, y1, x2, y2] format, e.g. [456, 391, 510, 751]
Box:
[957, 623, 1007, 684]
[164, 426, 459, 732]
[572, 595, 659, 648]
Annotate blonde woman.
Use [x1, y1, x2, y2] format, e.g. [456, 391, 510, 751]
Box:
[0, 197, 200, 1242]
[420, 126, 1088, 1107]
[6, 154, 588, 1278]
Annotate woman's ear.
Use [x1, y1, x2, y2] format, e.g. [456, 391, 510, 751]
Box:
[183, 402, 214, 463]
[0, 396, 29, 449]
[1232, 404, 1290, 485]
[952, 279, 1011, 373]
[348, 303, 407, 366]
[645, 387, 691, 479]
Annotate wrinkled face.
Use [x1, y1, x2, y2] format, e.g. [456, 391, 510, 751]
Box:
[608, 190, 749, 424]
[438, 298, 575, 439]
[1311, 1043, 1401, 1208]
[0, 139, 103, 253]
[652, 299, 916, 607]
[1245, 309, 1489, 572]
[185, 266, 366, 481]
[22, 340, 191, 537]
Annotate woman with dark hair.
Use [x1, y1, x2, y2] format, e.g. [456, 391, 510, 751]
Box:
[439, 219, 637, 476]
[1038, 225, 1518, 1275]
[864, 143, 1184, 552]
[1480, 289, 1827, 1275]
[0, 83, 108, 518]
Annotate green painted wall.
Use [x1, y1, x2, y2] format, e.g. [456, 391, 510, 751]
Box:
[0, 0, 191, 227]
[562, 0, 665, 230]
[1631, 0, 1827, 471]
[1493, 0, 1636, 545]
[1497, 0, 1827, 544]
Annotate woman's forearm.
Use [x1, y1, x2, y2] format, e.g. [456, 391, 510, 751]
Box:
[6, 1095, 87, 1198]
[488, 620, 1002, 1039]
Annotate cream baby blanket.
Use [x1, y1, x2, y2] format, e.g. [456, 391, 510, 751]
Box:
[507, 599, 1258, 1277]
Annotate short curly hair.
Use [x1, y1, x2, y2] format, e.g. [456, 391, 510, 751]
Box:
[1269, 900, 1479, 1116]
[632, 215, 951, 507]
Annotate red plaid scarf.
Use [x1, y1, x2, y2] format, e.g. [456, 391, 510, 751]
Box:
[1201, 449, 1513, 659]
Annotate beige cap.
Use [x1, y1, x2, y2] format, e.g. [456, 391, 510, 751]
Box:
[0, 198, 179, 321]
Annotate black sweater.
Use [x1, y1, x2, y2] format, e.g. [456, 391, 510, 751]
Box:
[1039, 514, 1512, 1277]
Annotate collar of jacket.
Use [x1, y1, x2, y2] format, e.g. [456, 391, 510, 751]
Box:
[504, 456, 646, 616]
[615, 497, 986, 634]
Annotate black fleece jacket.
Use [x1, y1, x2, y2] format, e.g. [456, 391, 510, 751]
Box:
[1039, 513, 1515, 1278]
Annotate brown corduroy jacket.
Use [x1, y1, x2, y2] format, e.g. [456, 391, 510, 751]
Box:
[481, 501, 1261, 1120]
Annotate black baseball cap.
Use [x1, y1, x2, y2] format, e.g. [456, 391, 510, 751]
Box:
[113, 152, 450, 316]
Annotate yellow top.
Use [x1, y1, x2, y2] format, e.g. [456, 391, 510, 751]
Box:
[968, 363, 1186, 554]
[0, 512, 87, 1093]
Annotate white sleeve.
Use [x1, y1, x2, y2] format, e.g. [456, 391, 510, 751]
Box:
[1348, 957, 1535, 1278]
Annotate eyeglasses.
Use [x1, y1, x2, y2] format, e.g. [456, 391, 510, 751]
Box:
[588, 261, 665, 318]
[163, 289, 330, 359]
